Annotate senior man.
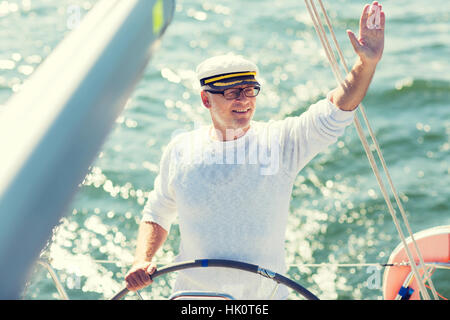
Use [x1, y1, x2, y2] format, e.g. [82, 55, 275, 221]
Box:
[125, 2, 385, 299]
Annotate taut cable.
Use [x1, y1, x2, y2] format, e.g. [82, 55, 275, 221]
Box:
[316, 0, 438, 299]
[303, 0, 437, 299]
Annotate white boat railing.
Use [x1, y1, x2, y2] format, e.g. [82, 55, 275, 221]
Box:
[0, 0, 175, 299]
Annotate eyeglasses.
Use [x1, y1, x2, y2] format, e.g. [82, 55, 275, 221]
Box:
[205, 86, 260, 100]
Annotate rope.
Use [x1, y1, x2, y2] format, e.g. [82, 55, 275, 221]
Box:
[303, 0, 438, 299]
[51, 258, 450, 269]
[314, 0, 438, 299]
[425, 268, 448, 300]
[289, 262, 450, 269]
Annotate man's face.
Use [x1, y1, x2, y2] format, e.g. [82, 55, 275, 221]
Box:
[201, 84, 257, 139]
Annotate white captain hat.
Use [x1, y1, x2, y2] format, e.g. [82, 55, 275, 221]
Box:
[196, 53, 260, 90]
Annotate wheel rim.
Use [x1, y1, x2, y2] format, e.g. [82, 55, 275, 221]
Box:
[111, 259, 319, 300]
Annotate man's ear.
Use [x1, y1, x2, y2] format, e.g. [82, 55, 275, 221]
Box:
[201, 91, 211, 109]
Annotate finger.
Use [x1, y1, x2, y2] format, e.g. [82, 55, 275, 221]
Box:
[369, 1, 380, 13]
[347, 30, 361, 53]
[375, 7, 381, 25]
[131, 267, 149, 283]
[140, 264, 156, 286]
[125, 275, 139, 291]
[135, 269, 151, 286]
[125, 268, 150, 291]
[360, 4, 371, 32]
[146, 263, 157, 276]
[379, 11, 385, 30]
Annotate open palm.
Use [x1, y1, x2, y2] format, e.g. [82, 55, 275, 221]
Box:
[347, 1, 385, 66]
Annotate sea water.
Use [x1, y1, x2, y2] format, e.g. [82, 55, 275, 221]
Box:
[0, 0, 448, 300]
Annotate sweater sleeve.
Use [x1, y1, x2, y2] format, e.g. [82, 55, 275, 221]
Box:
[141, 142, 177, 232]
[279, 96, 355, 175]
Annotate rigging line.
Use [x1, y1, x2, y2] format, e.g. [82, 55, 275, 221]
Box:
[424, 267, 449, 300]
[289, 263, 395, 268]
[305, 0, 429, 299]
[48, 258, 450, 270]
[304, 0, 344, 84]
[315, 0, 439, 299]
[303, 0, 432, 299]
[317, 0, 438, 299]
[289, 262, 450, 269]
[354, 106, 434, 300]
[306, 0, 433, 300]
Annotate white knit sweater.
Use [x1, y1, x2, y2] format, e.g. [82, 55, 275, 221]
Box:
[142, 98, 355, 299]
